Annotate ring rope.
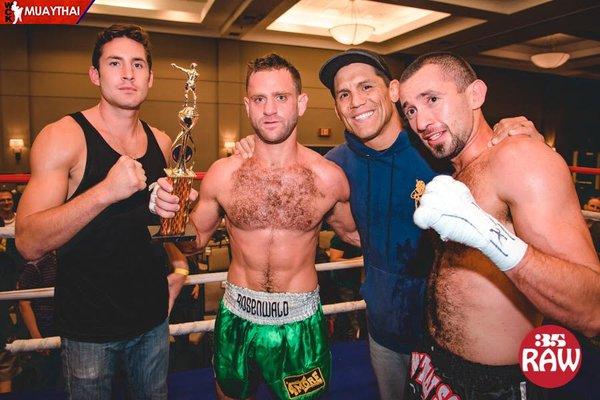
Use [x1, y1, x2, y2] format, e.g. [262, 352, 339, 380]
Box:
[0, 259, 363, 301]
[0, 166, 598, 185]
[5, 300, 367, 353]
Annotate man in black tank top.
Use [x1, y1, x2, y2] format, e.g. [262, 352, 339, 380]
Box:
[16, 24, 188, 400]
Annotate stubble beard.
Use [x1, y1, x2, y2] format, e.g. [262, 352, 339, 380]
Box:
[253, 115, 298, 145]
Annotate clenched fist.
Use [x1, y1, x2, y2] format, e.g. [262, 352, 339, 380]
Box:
[102, 156, 147, 203]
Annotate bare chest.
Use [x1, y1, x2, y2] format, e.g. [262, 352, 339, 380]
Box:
[226, 163, 325, 231]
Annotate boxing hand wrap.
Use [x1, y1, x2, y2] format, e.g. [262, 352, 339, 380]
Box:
[414, 175, 527, 272]
[148, 181, 159, 214]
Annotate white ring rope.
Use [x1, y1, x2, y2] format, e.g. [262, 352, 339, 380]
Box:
[582, 210, 600, 221]
[6, 300, 366, 353]
[3, 258, 364, 353]
[0, 259, 363, 301]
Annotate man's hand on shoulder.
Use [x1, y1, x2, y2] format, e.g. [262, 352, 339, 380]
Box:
[490, 116, 545, 147]
[234, 135, 256, 159]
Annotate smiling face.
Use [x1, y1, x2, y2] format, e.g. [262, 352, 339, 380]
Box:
[400, 63, 475, 160]
[89, 37, 153, 110]
[333, 63, 401, 150]
[244, 68, 307, 145]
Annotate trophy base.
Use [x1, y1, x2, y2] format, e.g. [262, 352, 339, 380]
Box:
[148, 224, 196, 244]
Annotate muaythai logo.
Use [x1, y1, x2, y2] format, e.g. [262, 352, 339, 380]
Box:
[283, 368, 325, 398]
[2, 0, 89, 24]
[4, 1, 23, 23]
[519, 325, 582, 388]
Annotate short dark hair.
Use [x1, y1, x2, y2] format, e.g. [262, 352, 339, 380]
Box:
[246, 53, 302, 94]
[0, 189, 13, 197]
[92, 24, 152, 71]
[400, 52, 477, 92]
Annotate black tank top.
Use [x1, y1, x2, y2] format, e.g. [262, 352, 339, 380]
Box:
[55, 112, 168, 342]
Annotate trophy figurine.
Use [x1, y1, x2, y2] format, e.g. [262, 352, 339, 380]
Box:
[156, 62, 199, 239]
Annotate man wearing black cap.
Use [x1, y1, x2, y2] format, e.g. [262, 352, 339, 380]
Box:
[318, 49, 542, 400]
[319, 49, 438, 399]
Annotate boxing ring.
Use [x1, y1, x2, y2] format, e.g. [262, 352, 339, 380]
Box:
[0, 258, 366, 353]
[1, 166, 599, 353]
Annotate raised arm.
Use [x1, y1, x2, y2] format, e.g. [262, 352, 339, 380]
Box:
[498, 139, 600, 336]
[324, 162, 360, 247]
[16, 119, 147, 260]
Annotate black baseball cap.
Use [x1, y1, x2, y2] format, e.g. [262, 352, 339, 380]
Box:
[319, 48, 393, 95]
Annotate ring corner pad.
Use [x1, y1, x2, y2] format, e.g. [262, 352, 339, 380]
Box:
[148, 224, 196, 244]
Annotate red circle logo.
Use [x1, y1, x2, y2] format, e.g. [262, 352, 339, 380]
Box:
[519, 325, 582, 388]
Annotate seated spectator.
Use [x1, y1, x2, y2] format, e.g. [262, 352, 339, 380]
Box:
[583, 195, 600, 255]
[17, 252, 60, 389]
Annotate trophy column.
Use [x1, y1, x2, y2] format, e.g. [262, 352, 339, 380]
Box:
[152, 62, 199, 241]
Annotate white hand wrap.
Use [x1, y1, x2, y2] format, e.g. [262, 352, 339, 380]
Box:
[414, 175, 527, 271]
[148, 181, 159, 214]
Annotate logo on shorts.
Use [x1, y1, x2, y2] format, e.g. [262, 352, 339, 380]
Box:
[236, 293, 289, 318]
[519, 325, 582, 388]
[409, 352, 461, 400]
[283, 367, 325, 398]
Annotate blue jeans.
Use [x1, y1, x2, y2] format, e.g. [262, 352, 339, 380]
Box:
[369, 334, 410, 400]
[61, 320, 169, 400]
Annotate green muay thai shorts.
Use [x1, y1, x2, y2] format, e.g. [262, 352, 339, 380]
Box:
[214, 282, 331, 399]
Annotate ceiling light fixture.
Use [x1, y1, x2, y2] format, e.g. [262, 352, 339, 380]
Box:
[329, 0, 374, 45]
[530, 52, 570, 69]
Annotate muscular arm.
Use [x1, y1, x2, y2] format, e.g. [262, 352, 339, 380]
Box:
[499, 139, 600, 336]
[16, 121, 113, 260]
[324, 163, 360, 247]
[17, 119, 149, 261]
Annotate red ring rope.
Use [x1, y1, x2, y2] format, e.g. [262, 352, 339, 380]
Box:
[0, 168, 598, 184]
[0, 172, 207, 184]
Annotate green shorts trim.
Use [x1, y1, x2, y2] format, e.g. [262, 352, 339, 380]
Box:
[214, 296, 331, 399]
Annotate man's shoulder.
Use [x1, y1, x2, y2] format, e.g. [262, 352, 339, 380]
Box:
[491, 136, 563, 172]
[33, 115, 84, 153]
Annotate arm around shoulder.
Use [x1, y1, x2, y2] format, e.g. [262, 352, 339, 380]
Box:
[324, 161, 360, 247]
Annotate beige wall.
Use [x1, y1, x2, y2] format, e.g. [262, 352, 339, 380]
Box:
[0, 25, 351, 174]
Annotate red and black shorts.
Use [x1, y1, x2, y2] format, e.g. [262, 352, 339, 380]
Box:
[405, 336, 548, 400]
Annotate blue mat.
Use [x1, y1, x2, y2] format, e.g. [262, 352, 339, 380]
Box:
[0, 340, 379, 399]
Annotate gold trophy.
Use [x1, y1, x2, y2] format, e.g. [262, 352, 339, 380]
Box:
[152, 62, 199, 241]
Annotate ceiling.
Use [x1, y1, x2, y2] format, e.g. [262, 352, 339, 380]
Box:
[81, 0, 600, 79]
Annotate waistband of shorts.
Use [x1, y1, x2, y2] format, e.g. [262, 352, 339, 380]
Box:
[424, 335, 524, 389]
[223, 282, 320, 325]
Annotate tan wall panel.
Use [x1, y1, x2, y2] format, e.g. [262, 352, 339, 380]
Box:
[0, 71, 30, 96]
[29, 72, 96, 98]
[218, 40, 241, 83]
[218, 81, 243, 105]
[29, 97, 97, 138]
[297, 108, 345, 146]
[0, 27, 29, 70]
[29, 26, 97, 73]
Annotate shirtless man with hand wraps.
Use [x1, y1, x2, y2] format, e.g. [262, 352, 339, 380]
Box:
[152, 54, 359, 400]
[399, 52, 600, 400]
